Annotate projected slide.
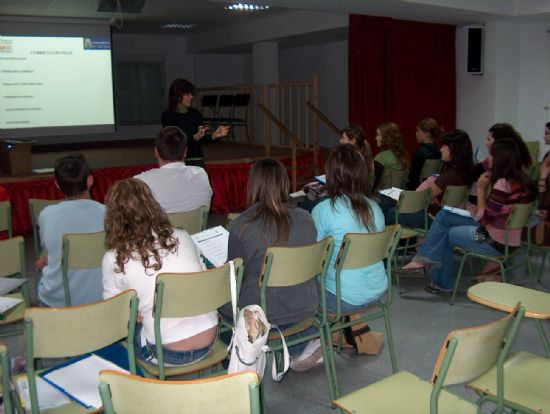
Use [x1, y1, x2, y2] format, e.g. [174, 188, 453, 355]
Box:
[0, 36, 115, 130]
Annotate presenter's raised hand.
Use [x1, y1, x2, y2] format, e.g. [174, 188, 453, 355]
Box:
[212, 125, 231, 139]
[193, 125, 209, 141]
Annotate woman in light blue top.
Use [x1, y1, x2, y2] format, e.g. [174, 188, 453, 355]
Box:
[312, 144, 386, 313]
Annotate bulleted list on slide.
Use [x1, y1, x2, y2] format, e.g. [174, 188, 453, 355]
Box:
[0, 36, 114, 129]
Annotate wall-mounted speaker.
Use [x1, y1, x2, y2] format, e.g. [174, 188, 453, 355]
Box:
[466, 26, 484, 75]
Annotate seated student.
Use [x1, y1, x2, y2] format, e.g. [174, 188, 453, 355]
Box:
[312, 145, 386, 354]
[406, 118, 442, 190]
[380, 129, 477, 228]
[36, 154, 105, 307]
[220, 158, 320, 371]
[373, 122, 411, 190]
[134, 126, 213, 213]
[102, 178, 217, 366]
[475, 123, 532, 177]
[395, 138, 537, 295]
[529, 122, 550, 247]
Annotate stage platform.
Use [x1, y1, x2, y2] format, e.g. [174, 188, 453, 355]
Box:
[0, 141, 323, 236]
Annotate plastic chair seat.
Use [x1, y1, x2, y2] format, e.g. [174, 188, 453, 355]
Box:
[267, 318, 314, 340]
[334, 371, 478, 414]
[400, 228, 425, 239]
[467, 351, 550, 414]
[136, 339, 228, 378]
[0, 292, 26, 326]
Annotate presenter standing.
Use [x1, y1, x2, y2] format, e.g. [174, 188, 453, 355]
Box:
[162, 79, 230, 168]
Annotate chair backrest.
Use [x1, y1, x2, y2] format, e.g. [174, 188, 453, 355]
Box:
[99, 370, 261, 414]
[396, 188, 432, 215]
[24, 290, 138, 359]
[441, 185, 469, 207]
[29, 198, 61, 257]
[388, 169, 408, 189]
[0, 236, 25, 278]
[217, 94, 235, 119]
[233, 93, 250, 108]
[432, 303, 524, 385]
[420, 159, 441, 181]
[506, 202, 535, 231]
[0, 201, 12, 238]
[201, 94, 218, 110]
[61, 231, 106, 306]
[260, 237, 334, 288]
[524, 140, 539, 162]
[167, 206, 208, 234]
[154, 258, 242, 319]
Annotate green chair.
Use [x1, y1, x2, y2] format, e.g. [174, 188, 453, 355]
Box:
[0, 236, 30, 337]
[451, 202, 536, 305]
[378, 169, 408, 190]
[226, 212, 241, 229]
[61, 231, 106, 307]
[419, 159, 441, 182]
[333, 304, 525, 414]
[14, 290, 139, 414]
[441, 185, 469, 208]
[0, 201, 12, 239]
[257, 237, 336, 400]
[467, 282, 550, 413]
[167, 206, 208, 234]
[136, 259, 244, 380]
[524, 141, 540, 164]
[393, 188, 432, 292]
[28, 198, 61, 259]
[328, 225, 402, 393]
[99, 370, 261, 414]
[0, 342, 14, 414]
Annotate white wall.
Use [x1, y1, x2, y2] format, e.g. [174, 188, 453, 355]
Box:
[456, 21, 550, 160]
[279, 40, 348, 147]
[193, 53, 252, 86]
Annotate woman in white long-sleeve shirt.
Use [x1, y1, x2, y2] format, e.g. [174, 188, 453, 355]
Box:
[102, 178, 217, 365]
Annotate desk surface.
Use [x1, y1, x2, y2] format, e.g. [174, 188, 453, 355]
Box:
[467, 282, 550, 319]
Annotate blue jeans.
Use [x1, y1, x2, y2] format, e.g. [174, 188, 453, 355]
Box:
[325, 289, 374, 314]
[134, 323, 213, 366]
[378, 193, 433, 229]
[415, 209, 501, 290]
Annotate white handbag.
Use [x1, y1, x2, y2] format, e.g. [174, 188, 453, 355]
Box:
[226, 261, 289, 382]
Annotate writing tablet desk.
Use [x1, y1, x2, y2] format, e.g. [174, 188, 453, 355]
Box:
[467, 282, 550, 357]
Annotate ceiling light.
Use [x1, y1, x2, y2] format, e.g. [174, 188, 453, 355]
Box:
[160, 23, 196, 29]
[225, 3, 270, 11]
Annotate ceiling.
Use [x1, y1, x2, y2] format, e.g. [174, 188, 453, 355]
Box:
[1, 0, 549, 38]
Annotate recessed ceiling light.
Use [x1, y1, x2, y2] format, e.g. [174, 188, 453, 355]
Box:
[225, 3, 270, 11]
[160, 23, 196, 29]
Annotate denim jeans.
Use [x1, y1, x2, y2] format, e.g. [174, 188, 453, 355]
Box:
[415, 209, 501, 290]
[325, 289, 375, 314]
[134, 323, 213, 366]
[378, 193, 433, 229]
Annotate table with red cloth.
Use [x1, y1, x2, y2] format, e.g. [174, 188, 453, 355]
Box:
[1, 152, 321, 236]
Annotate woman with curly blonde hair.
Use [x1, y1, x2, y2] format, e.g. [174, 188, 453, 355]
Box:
[102, 178, 217, 366]
[373, 122, 411, 189]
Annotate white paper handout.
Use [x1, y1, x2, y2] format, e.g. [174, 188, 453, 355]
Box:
[442, 206, 473, 218]
[41, 354, 129, 409]
[0, 296, 23, 314]
[16, 376, 70, 411]
[0, 278, 27, 295]
[315, 174, 326, 184]
[379, 187, 404, 201]
[191, 225, 229, 267]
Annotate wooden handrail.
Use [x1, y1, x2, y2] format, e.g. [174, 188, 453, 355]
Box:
[258, 103, 305, 149]
[306, 101, 341, 137]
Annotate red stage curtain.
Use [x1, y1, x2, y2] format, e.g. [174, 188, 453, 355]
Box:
[349, 15, 456, 153]
[2, 152, 320, 236]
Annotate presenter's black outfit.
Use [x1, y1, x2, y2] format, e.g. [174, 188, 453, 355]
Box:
[162, 108, 213, 168]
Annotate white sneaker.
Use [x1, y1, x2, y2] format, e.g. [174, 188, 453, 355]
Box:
[290, 339, 323, 372]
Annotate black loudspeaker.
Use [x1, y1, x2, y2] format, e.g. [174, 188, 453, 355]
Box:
[467, 27, 484, 75]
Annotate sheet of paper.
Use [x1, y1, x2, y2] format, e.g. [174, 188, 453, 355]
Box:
[315, 174, 326, 184]
[16, 376, 70, 411]
[0, 296, 23, 314]
[32, 168, 55, 174]
[290, 189, 306, 198]
[443, 205, 473, 218]
[0, 278, 27, 295]
[379, 187, 404, 201]
[41, 354, 128, 409]
[191, 225, 229, 267]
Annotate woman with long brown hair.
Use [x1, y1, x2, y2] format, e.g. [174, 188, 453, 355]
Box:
[102, 178, 218, 365]
[373, 122, 411, 189]
[221, 158, 320, 371]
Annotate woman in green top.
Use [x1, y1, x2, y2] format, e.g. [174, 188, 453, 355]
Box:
[373, 122, 411, 189]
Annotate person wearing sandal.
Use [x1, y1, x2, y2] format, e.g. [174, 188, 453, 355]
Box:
[395, 138, 537, 296]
